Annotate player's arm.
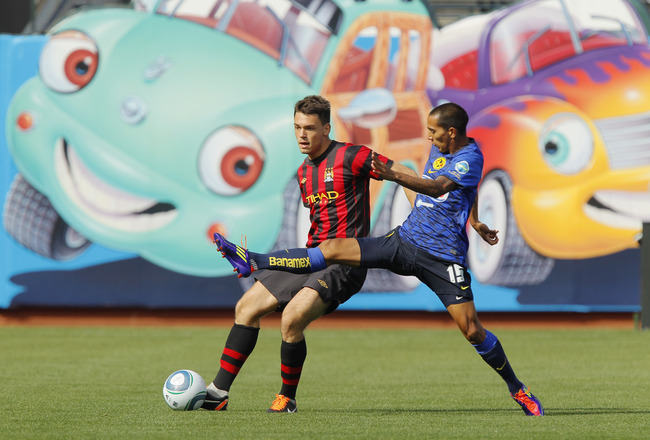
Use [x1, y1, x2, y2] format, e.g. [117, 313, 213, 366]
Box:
[388, 161, 418, 206]
[371, 152, 456, 198]
[469, 197, 499, 246]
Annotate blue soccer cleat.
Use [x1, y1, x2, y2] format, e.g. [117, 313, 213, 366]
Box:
[213, 233, 253, 278]
[511, 386, 545, 416]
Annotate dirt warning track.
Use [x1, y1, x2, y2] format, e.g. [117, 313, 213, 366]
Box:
[0, 308, 637, 329]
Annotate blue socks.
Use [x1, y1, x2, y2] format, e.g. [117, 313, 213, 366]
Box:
[472, 329, 498, 355]
[250, 247, 327, 273]
[473, 330, 523, 395]
[306, 247, 327, 271]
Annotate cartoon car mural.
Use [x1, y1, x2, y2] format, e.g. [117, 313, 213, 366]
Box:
[426, 0, 650, 286]
[6, 0, 650, 294]
[3, 0, 433, 289]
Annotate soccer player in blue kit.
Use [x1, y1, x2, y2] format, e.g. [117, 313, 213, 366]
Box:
[215, 102, 545, 416]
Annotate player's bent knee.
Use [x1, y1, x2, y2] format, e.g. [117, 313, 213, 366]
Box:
[464, 325, 486, 345]
[279, 307, 315, 341]
[319, 238, 352, 260]
[280, 318, 307, 342]
[235, 287, 277, 325]
[317, 239, 337, 259]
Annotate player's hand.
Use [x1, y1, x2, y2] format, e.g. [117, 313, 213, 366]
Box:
[474, 222, 499, 246]
[371, 151, 392, 179]
[372, 151, 411, 183]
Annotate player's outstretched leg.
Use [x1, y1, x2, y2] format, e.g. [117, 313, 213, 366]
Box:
[213, 233, 253, 278]
[511, 386, 545, 416]
[213, 233, 328, 276]
[472, 329, 544, 416]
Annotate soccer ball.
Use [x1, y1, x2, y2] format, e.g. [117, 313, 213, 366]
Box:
[162, 369, 207, 411]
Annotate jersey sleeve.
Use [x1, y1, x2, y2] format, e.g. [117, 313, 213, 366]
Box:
[441, 146, 483, 189]
[348, 144, 392, 180]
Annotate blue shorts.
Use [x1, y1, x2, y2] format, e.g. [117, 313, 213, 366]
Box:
[356, 227, 473, 307]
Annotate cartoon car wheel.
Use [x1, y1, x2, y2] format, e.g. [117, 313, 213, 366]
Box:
[3, 174, 91, 260]
[468, 170, 554, 286]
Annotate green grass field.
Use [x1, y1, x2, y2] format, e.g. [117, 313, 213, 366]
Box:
[1, 325, 649, 439]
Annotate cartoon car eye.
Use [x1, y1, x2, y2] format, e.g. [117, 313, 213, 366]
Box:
[39, 30, 99, 93]
[198, 126, 265, 196]
[539, 113, 593, 175]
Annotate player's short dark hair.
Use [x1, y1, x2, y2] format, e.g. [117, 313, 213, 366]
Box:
[430, 102, 468, 136]
[294, 95, 331, 125]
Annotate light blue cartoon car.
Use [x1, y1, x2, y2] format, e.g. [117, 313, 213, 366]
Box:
[4, 0, 434, 287]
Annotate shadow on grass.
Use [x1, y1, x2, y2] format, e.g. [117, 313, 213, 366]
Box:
[287, 407, 650, 416]
[544, 408, 650, 416]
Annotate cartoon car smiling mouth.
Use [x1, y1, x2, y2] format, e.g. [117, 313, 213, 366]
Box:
[55, 138, 177, 232]
[586, 191, 650, 230]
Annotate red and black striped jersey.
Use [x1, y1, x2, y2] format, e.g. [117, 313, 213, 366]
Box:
[296, 141, 391, 247]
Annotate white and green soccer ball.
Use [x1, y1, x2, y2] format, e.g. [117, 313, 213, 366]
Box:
[163, 369, 206, 411]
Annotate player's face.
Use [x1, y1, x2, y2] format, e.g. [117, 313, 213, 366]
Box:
[427, 113, 454, 154]
[294, 112, 331, 159]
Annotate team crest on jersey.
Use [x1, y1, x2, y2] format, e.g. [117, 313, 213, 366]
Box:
[455, 161, 469, 174]
[433, 157, 446, 169]
[323, 167, 334, 183]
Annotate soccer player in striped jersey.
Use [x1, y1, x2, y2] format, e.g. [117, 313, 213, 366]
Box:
[215, 103, 545, 416]
[203, 95, 392, 413]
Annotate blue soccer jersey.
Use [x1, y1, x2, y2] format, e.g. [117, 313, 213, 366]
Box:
[398, 139, 483, 266]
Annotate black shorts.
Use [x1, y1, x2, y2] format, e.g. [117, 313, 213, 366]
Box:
[356, 227, 473, 308]
[254, 264, 367, 314]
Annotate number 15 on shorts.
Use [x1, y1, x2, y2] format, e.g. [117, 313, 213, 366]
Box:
[447, 264, 465, 284]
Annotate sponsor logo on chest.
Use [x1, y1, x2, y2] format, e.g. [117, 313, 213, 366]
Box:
[303, 167, 340, 205]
